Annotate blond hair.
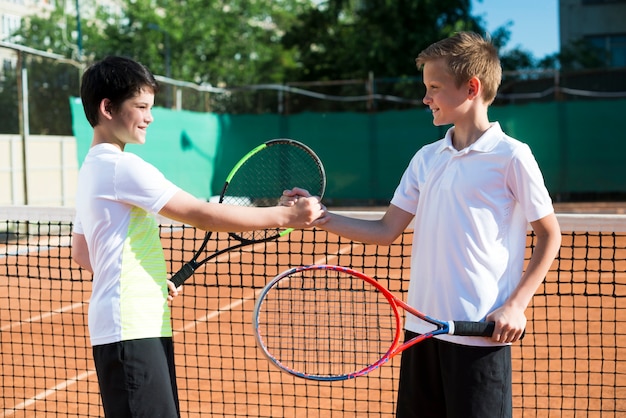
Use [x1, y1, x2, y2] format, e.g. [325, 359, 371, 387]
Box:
[415, 32, 502, 104]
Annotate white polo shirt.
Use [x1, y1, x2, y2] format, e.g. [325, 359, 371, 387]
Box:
[391, 123, 554, 346]
[74, 143, 180, 346]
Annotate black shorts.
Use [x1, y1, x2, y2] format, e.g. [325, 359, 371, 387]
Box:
[93, 337, 180, 418]
[395, 330, 512, 418]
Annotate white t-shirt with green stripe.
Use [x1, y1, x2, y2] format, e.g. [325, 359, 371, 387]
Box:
[74, 143, 180, 346]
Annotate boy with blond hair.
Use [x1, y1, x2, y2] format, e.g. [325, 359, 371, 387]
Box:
[284, 32, 561, 417]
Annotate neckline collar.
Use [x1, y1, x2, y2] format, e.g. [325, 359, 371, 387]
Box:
[438, 122, 503, 154]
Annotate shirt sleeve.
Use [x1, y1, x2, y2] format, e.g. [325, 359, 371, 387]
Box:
[507, 143, 555, 222]
[114, 153, 181, 214]
[73, 215, 83, 234]
[390, 150, 423, 215]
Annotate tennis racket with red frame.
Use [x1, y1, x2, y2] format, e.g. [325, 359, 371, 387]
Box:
[253, 264, 497, 381]
[170, 139, 326, 287]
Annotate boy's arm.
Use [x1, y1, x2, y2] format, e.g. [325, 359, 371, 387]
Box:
[282, 187, 413, 246]
[321, 204, 414, 246]
[159, 189, 327, 232]
[71, 232, 93, 274]
[487, 212, 561, 343]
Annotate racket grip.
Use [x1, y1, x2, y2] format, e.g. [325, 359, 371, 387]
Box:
[451, 321, 495, 336]
[170, 263, 196, 287]
[451, 321, 526, 340]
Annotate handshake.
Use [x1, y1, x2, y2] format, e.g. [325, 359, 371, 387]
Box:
[280, 187, 329, 228]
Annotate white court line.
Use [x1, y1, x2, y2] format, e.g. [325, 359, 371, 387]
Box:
[0, 236, 72, 259]
[0, 301, 87, 333]
[2, 235, 81, 333]
[2, 371, 95, 417]
[4, 237, 354, 416]
[173, 241, 360, 334]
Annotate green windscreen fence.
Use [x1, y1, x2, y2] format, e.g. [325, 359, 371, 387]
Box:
[70, 98, 626, 203]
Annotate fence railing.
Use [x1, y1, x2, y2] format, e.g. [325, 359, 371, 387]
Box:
[3, 43, 626, 206]
[2, 41, 626, 137]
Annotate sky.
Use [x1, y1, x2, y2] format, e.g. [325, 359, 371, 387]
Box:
[471, 0, 559, 58]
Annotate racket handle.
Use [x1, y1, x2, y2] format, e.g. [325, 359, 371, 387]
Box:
[450, 321, 495, 336]
[451, 321, 526, 340]
[170, 263, 197, 287]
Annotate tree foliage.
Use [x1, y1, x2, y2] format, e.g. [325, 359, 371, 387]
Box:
[557, 39, 605, 70]
[283, 0, 483, 81]
[11, 0, 514, 86]
[13, 0, 608, 87]
[3, 0, 617, 133]
[83, 0, 312, 86]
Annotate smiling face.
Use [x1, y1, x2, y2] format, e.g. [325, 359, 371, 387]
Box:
[101, 87, 155, 149]
[421, 58, 471, 127]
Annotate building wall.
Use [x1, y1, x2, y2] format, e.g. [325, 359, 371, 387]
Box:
[0, 0, 122, 64]
[560, 0, 626, 46]
[0, 0, 55, 38]
[0, 134, 78, 206]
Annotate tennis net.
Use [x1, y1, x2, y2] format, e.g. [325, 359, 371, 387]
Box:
[1, 206, 625, 417]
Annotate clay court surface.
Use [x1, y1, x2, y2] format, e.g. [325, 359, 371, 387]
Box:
[1, 207, 625, 417]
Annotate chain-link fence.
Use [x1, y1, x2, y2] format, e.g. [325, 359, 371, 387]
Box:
[3, 41, 626, 137]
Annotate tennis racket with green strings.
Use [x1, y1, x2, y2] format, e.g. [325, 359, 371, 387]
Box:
[170, 139, 326, 287]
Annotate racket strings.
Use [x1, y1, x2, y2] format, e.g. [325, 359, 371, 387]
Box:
[222, 143, 325, 242]
[257, 269, 397, 378]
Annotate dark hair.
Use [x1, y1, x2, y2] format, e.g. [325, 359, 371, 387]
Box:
[80, 56, 159, 127]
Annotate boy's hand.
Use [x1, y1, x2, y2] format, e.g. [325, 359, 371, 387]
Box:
[281, 187, 328, 226]
[486, 305, 527, 344]
[167, 280, 182, 306]
[280, 187, 313, 206]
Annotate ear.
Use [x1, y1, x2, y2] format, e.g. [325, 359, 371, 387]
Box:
[467, 77, 481, 100]
[99, 99, 114, 120]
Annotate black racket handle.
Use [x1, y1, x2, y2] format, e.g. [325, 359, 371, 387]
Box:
[452, 321, 526, 340]
[170, 263, 197, 288]
[452, 320, 495, 336]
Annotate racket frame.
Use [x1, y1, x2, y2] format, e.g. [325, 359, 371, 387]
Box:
[253, 264, 495, 381]
[169, 139, 325, 287]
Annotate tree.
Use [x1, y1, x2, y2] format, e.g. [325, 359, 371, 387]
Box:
[8, 9, 82, 134]
[0, 69, 18, 134]
[9, 0, 584, 118]
[282, 0, 484, 81]
[79, 0, 311, 86]
[557, 39, 605, 70]
[13, 7, 84, 59]
[13, 0, 317, 113]
[15, 0, 549, 87]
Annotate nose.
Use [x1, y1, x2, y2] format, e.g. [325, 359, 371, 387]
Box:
[422, 94, 431, 106]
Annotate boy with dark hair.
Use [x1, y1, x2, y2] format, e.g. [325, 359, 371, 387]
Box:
[72, 55, 326, 417]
